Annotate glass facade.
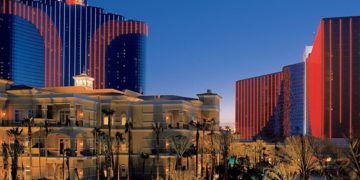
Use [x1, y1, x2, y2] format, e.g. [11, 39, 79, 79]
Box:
[282, 62, 305, 136]
[0, 0, 147, 93]
[0, 14, 44, 87]
[106, 34, 146, 94]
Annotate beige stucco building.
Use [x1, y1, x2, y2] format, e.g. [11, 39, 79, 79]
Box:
[0, 74, 221, 179]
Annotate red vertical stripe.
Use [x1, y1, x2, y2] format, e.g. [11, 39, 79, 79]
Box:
[243, 80, 246, 139]
[112, 21, 115, 42]
[339, 19, 343, 124]
[49, 18, 53, 87]
[241, 81, 244, 137]
[250, 79, 253, 138]
[260, 77, 263, 129]
[329, 20, 332, 138]
[255, 78, 258, 134]
[3, 0, 6, 14]
[349, 18, 353, 137]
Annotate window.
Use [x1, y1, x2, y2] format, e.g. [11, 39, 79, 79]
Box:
[60, 111, 70, 125]
[28, 110, 33, 118]
[103, 116, 109, 125]
[14, 110, 20, 123]
[121, 113, 127, 126]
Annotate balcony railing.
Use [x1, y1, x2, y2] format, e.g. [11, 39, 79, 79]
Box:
[0, 119, 95, 128]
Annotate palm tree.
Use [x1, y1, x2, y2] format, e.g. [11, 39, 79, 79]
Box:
[102, 109, 115, 175]
[23, 116, 34, 178]
[125, 121, 133, 179]
[102, 134, 113, 180]
[220, 126, 232, 180]
[102, 109, 115, 137]
[189, 120, 202, 178]
[115, 132, 125, 180]
[153, 122, 163, 180]
[92, 127, 102, 180]
[6, 127, 24, 180]
[170, 135, 192, 180]
[2, 143, 10, 179]
[44, 120, 51, 178]
[140, 152, 149, 180]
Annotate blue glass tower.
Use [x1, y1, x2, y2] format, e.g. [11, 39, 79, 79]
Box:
[0, 0, 147, 93]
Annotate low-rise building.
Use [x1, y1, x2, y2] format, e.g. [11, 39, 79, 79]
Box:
[0, 74, 221, 179]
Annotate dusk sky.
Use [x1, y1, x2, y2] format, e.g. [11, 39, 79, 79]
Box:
[90, 0, 360, 126]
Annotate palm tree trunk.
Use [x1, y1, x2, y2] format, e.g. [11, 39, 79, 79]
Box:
[11, 153, 18, 180]
[117, 142, 120, 180]
[195, 129, 199, 177]
[39, 127, 42, 179]
[29, 138, 32, 179]
[128, 131, 131, 180]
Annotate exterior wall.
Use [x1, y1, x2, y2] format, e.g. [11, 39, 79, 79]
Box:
[306, 17, 360, 138]
[0, 0, 147, 93]
[235, 72, 283, 141]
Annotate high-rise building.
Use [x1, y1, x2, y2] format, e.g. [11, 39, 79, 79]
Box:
[0, 0, 148, 93]
[306, 16, 360, 138]
[235, 72, 283, 141]
[236, 16, 360, 141]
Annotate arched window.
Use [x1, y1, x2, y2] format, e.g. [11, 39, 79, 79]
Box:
[121, 113, 127, 126]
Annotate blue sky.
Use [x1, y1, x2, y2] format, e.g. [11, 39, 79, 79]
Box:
[89, 0, 360, 126]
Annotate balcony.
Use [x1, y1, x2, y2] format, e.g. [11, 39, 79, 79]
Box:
[0, 119, 94, 128]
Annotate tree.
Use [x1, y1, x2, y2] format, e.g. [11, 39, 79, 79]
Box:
[2, 143, 10, 179]
[169, 135, 192, 180]
[5, 127, 24, 180]
[280, 135, 320, 180]
[23, 116, 34, 178]
[189, 120, 202, 178]
[219, 126, 232, 180]
[102, 109, 116, 177]
[44, 120, 51, 178]
[153, 122, 163, 180]
[344, 137, 360, 178]
[115, 132, 125, 180]
[92, 127, 104, 180]
[190, 118, 214, 178]
[140, 152, 149, 180]
[125, 120, 133, 179]
[101, 134, 113, 180]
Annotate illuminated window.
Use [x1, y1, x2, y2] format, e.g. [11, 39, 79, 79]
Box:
[103, 116, 109, 125]
[121, 114, 127, 126]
